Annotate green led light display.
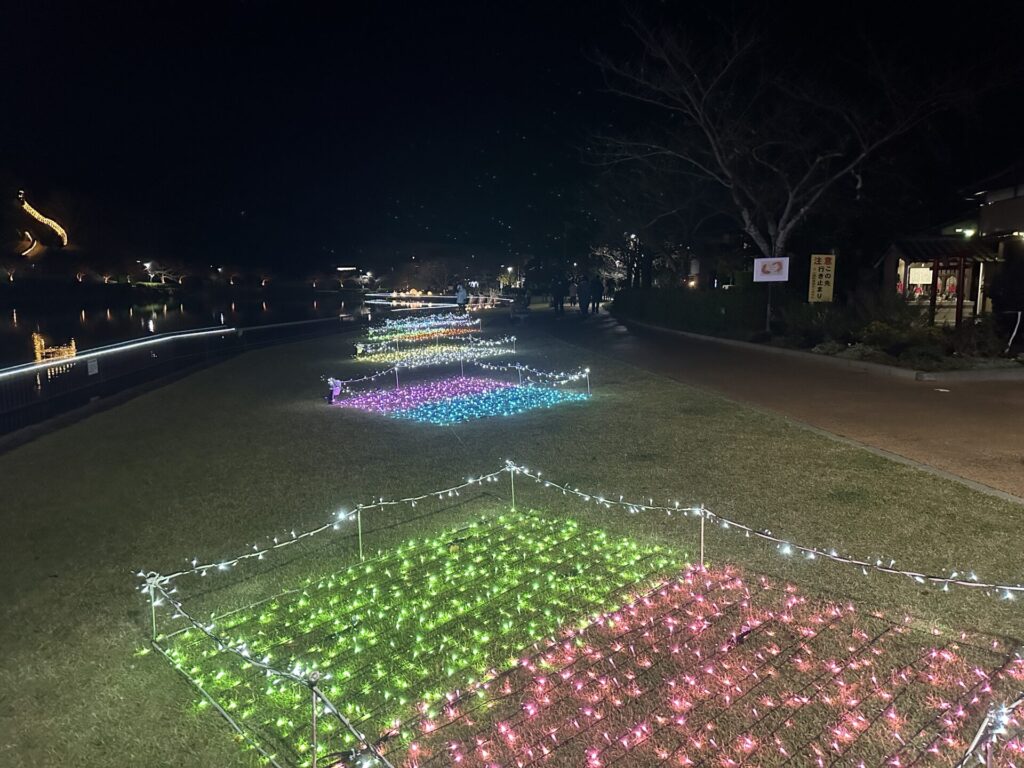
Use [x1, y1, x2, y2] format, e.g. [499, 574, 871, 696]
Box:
[158, 513, 682, 766]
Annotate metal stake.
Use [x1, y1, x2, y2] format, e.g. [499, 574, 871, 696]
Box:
[586, 372, 591, 395]
[310, 672, 320, 768]
[517, 367, 522, 385]
[460, 356, 465, 377]
[510, 467, 516, 511]
[394, 366, 400, 389]
[357, 508, 364, 562]
[699, 507, 706, 569]
[148, 578, 158, 641]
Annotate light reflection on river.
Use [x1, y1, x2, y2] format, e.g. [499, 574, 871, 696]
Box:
[0, 295, 365, 367]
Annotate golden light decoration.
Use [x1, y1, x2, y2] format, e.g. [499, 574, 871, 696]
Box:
[32, 332, 77, 380]
[19, 192, 69, 247]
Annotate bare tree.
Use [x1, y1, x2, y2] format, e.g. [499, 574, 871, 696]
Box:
[586, 162, 726, 287]
[596, 14, 955, 260]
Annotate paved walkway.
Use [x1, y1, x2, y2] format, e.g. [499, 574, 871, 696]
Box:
[540, 310, 1024, 500]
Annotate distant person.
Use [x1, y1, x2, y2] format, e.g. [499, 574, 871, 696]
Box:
[568, 280, 578, 307]
[326, 377, 342, 404]
[590, 275, 604, 314]
[577, 276, 591, 316]
[455, 284, 468, 312]
[551, 274, 566, 315]
[605, 278, 616, 299]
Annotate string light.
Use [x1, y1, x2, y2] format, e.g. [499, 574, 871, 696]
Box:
[367, 327, 480, 346]
[507, 463, 1024, 598]
[372, 313, 479, 335]
[355, 342, 512, 368]
[473, 361, 591, 386]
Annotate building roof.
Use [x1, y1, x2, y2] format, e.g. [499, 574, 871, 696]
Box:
[883, 237, 1001, 266]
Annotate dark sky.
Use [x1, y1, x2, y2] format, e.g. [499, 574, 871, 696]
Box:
[3, 1, 626, 271]
[4, 1, 1024, 273]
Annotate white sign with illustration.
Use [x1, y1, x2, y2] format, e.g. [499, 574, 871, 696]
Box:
[753, 257, 790, 282]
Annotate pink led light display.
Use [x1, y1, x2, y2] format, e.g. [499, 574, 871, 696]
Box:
[387, 566, 1024, 767]
[336, 377, 512, 414]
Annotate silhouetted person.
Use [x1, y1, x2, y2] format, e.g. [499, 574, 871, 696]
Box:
[551, 275, 566, 315]
[590, 275, 604, 314]
[577, 276, 591, 316]
[568, 281, 578, 307]
[326, 377, 342, 404]
[455, 284, 468, 313]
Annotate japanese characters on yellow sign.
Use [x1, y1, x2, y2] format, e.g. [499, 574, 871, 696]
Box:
[809, 254, 836, 303]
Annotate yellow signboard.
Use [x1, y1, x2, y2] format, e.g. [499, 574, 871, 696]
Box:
[809, 254, 836, 303]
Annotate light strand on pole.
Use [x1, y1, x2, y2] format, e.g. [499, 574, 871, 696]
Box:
[472, 360, 591, 386]
[506, 462, 1024, 598]
[955, 692, 1024, 767]
[140, 468, 509, 586]
[372, 312, 479, 334]
[354, 342, 511, 368]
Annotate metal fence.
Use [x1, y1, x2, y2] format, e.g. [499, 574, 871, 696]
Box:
[0, 315, 364, 437]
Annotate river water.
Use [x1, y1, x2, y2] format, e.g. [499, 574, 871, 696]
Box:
[0, 294, 365, 368]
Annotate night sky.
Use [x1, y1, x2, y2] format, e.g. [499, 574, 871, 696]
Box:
[4, 1, 1024, 273]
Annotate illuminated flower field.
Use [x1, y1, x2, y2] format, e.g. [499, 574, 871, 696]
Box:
[158, 514, 682, 766]
[356, 343, 509, 368]
[378, 327, 479, 344]
[336, 377, 589, 425]
[368, 313, 478, 339]
[387, 566, 1024, 768]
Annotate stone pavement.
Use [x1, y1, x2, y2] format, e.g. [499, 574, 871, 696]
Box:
[540, 310, 1024, 501]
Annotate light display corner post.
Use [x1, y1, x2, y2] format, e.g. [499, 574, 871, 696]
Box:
[357, 507, 364, 562]
[308, 670, 321, 768]
[698, 504, 706, 569]
[506, 460, 516, 511]
[145, 572, 162, 641]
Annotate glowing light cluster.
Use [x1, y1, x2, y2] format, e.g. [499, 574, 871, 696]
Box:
[20, 194, 68, 246]
[371, 313, 478, 335]
[368, 317, 481, 343]
[382, 326, 480, 344]
[335, 377, 589, 425]
[391, 383, 589, 425]
[356, 342, 511, 368]
[337, 376, 512, 413]
[392, 565, 1023, 768]
[153, 514, 681, 766]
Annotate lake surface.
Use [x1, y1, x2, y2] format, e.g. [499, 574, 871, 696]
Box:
[0, 294, 366, 368]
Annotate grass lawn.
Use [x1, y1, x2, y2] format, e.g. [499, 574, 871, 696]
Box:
[0, 318, 1021, 767]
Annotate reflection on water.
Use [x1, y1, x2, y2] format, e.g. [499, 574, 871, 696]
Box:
[0, 294, 363, 367]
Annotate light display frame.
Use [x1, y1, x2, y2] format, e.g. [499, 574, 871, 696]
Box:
[140, 462, 1024, 768]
